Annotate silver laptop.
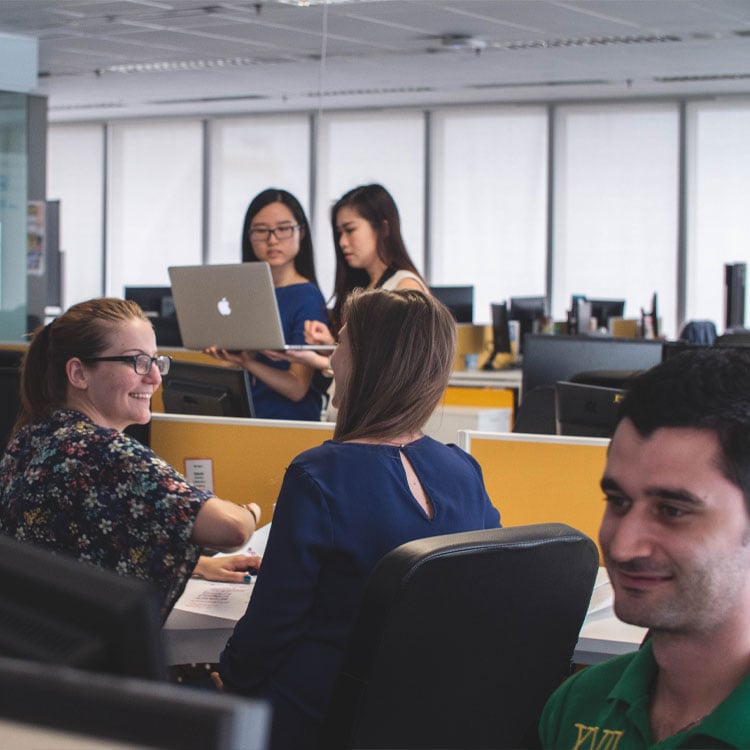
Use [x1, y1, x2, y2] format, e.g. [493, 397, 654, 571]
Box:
[168, 262, 334, 351]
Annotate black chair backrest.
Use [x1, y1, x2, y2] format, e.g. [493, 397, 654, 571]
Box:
[320, 523, 599, 750]
[0, 365, 21, 451]
[513, 385, 557, 434]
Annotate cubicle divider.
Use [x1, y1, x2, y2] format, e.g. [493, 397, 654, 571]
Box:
[150, 413, 334, 521]
[459, 430, 608, 559]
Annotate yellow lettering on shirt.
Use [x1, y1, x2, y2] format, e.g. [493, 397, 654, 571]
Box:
[572, 723, 624, 750]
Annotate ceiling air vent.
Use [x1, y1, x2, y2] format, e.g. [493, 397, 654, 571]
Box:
[654, 73, 750, 83]
[305, 86, 433, 97]
[469, 79, 610, 90]
[150, 94, 270, 104]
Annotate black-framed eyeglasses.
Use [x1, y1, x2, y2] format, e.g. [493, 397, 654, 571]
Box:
[81, 354, 171, 376]
[248, 225, 301, 242]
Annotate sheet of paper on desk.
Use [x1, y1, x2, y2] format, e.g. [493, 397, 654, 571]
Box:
[587, 567, 614, 615]
[174, 578, 253, 620]
[214, 522, 271, 558]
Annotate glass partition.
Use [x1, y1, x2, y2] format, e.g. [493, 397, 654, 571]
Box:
[0, 91, 28, 340]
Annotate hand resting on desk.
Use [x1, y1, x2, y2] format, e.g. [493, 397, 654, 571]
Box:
[193, 553, 262, 583]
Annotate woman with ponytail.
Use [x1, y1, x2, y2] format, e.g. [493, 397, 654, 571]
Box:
[0, 297, 261, 618]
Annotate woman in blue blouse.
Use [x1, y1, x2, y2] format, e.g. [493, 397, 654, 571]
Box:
[0, 298, 260, 618]
[206, 189, 329, 421]
[218, 289, 501, 750]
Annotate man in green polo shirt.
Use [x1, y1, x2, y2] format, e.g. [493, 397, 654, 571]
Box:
[540, 347, 750, 749]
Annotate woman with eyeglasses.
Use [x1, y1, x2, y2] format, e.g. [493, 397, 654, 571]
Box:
[0, 297, 261, 619]
[205, 188, 329, 421]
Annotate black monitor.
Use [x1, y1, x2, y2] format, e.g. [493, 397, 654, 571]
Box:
[0, 657, 270, 750]
[587, 299, 625, 330]
[162, 361, 255, 418]
[555, 381, 625, 438]
[522, 334, 663, 396]
[482, 302, 512, 371]
[125, 286, 183, 346]
[509, 296, 547, 350]
[429, 286, 474, 323]
[124, 286, 175, 318]
[0, 533, 166, 680]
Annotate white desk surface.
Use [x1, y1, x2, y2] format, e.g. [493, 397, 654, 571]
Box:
[163, 561, 646, 667]
[449, 369, 522, 390]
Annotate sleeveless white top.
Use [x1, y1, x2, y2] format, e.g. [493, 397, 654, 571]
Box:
[380, 269, 429, 293]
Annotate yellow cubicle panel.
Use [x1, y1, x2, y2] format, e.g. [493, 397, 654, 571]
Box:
[460, 431, 608, 558]
[150, 414, 334, 521]
[443, 387, 514, 409]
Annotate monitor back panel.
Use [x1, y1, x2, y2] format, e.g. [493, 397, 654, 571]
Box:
[522, 335, 663, 395]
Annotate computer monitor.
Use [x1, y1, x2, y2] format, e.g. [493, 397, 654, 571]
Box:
[0, 533, 166, 680]
[429, 286, 474, 323]
[587, 299, 625, 330]
[124, 286, 175, 318]
[162, 361, 255, 418]
[555, 381, 625, 438]
[125, 286, 183, 346]
[522, 334, 663, 396]
[0, 657, 270, 750]
[509, 296, 547, 351]
[482, 302, 511, 371]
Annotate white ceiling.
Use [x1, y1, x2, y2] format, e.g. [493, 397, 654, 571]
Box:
[2, 0, 750, 122]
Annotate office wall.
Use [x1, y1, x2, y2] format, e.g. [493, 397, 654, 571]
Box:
[47, 96, 750, 337]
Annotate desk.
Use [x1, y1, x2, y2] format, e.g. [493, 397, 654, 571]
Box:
[449, 368, 522, 392]
[163, 564, 646, 667]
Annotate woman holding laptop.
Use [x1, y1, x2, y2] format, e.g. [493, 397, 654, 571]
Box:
[205, 188, 329, 421]
[217, 289, 500, 750]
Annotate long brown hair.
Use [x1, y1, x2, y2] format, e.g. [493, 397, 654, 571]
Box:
[333, 289, 455, 442]
[15, 298, 150, 431]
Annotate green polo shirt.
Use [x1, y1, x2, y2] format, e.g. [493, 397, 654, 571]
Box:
[539, 641, 750, 749]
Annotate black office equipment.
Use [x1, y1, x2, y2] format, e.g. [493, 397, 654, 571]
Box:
[724, 263, 746, 330]
[509, 296, 547, 351]
[320, 524, 598, 750]
[0, 350, 22, 451]
[522, 334, 663, 397]
[555, 381, 625, 438]
[482, 302, 512, 370]
[125, 285, 175, 317]
[429, 285, 474, 323]
[587, 298, 625, 330]
[0, 657, 270, 750]
[162, 361, 255, 418]
[0, 534, 166, 680]
[125, 286, 183, 347]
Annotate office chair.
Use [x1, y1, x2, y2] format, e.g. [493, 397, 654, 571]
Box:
[320, 523, 599, 750]
[0, 365, 21, 451]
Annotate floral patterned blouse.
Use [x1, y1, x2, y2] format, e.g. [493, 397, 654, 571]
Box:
[0, 409, 211, 619]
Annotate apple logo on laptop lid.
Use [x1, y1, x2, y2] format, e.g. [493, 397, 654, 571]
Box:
[217, 297, 232, 316]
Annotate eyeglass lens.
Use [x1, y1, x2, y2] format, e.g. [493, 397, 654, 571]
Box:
[250, 226, 296, 241]
[135, 355, 170, 375]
